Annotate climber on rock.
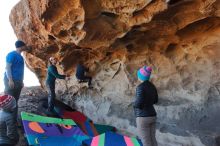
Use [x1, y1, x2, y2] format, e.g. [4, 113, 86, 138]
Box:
[75, 61, 93, 89]
[45, 57, 68, 115]
[133, 66, 158, 146]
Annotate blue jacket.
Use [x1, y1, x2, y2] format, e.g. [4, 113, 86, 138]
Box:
[133, 80, 158, 117]
[4, 51, 24, 81]
[0, 110, 19, 145]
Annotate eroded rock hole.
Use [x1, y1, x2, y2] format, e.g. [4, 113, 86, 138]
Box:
[59, 30, 68, 37]
[168, 0, 181, 5]
[46, 45, 59, 54]
[48, 35, 56, 40]
[101, 12, 118, 18]
[165, 43, 177, 58]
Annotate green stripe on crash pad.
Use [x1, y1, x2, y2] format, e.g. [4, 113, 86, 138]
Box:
[21, 112, 76, 125]
[131, 137, 141, 146]
[99, 133, 105, 146]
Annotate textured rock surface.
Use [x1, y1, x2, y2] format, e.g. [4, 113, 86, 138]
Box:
[10, 0, 220, 146]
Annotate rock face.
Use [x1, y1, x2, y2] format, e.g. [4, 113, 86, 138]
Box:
[10, 0, 220, 146]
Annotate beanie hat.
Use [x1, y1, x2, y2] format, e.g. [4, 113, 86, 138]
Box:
[0, 95, 16, 110]
[137, 66, 152, 81]
[15, 40, 26, 48]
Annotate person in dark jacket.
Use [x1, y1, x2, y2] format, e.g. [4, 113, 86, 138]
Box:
[133, 66, 158, 146]
[46, 57, 68, 114]
[75, 63, 92, 88]
[0, 95, 19, 146]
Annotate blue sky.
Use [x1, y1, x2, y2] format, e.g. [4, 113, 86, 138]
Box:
[0, 0, 39, 92]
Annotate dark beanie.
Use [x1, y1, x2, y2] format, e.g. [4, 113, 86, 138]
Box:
[15, 40, 26, 48]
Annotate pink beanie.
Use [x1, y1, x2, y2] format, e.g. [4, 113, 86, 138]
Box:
[137, 66, 152, 81]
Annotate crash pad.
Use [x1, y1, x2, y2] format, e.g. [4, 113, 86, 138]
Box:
[82, 132, 143, 146]
[21, 112, 88, 145]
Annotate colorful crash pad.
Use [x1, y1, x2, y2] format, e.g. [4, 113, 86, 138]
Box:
[62, 110, 99, 137]
[38, 137, 81, 146]
[62, 111, 117, 137]
[21, 112, 75, 125]
[55, 106, 116, 137]
[82, 132, 143, 146]
[21, 112, 88, 145]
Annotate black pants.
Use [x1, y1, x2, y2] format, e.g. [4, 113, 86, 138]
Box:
[4, 77, 23, 121]
[77, 76, 92, 87]
[4, 77, 23, 101]
[46, 83, 56, 112]
[0, 144, 14, 146]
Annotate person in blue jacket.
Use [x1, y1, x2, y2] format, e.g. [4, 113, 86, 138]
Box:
[46, 57, 68, 114]
[4, 40, 31, 121]
[133, 66, 158, 146]
[4, 40, 30, 101]
[0, 95, 19, 146]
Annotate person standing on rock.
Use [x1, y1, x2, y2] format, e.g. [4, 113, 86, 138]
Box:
[4, 40, 30, 121]
[133, 66, 158, 146]
[4, 40, 30, 101]
[0, 95, 19, 146]
[75, 62, 92, 88]
[45, 57, 68, 115]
